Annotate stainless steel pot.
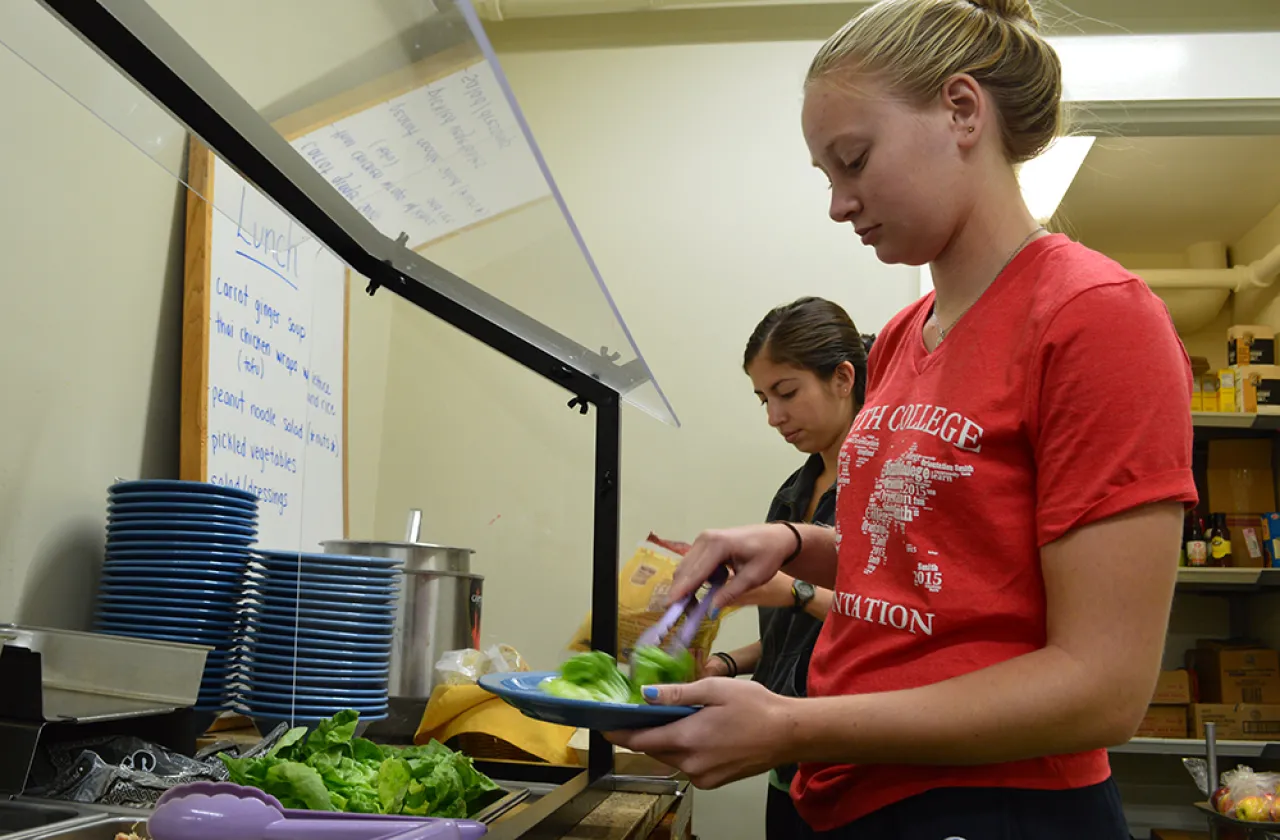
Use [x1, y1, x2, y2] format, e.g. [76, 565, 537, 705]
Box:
[322, 515, 481, 700]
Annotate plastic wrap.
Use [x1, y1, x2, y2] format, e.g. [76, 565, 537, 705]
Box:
[435, 644, 530, 685]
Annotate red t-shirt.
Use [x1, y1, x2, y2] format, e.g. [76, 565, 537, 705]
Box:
[793, 234, 1198, 830]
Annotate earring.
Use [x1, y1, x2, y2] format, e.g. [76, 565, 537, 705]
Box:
[967, 126, 975, 133]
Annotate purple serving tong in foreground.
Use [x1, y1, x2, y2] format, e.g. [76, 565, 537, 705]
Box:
[632, 565, 729, 665]
[150, 781, 486, 840]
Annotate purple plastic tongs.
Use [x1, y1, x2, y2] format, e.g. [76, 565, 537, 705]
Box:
[632, 565, 729, 669]
[149, 782, 486, 840]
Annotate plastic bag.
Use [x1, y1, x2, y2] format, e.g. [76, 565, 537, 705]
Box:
[435, 644, 529, 685]
[567, 533, 737, 665]
[436, 649, 493, 685]
[25, 734, 234, 808]
[1204, 763, 1280, 822]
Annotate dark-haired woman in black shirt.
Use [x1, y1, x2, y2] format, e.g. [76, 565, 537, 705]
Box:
[703, 296, 873, 840]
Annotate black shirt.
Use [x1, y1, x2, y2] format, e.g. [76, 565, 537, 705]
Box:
[754, 453, 836, 783]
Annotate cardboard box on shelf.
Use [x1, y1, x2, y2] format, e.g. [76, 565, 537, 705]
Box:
[1187, 644, 1280, 704]
[1228, 325, 1277, 367]
[1207, 439, 1276, 515]
[1227, 514, 1268, 567]
[1152, 669, 1196, 705]
[1233, 364, 1280, 414]
[1264, 513, 1280, 566]
[1217, 369, 1237, 413]
[1201, 374, 1220, 412]
[1191, 703, 1280, 740]
[1136, 704, 1189, 738]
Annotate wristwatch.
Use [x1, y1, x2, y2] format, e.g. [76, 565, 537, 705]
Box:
[791, 579, 816, 612]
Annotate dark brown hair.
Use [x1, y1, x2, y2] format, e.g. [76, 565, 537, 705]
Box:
[744, 297, 873, 409]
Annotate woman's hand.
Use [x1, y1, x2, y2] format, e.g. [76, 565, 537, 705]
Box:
[699, 653, 730, 678]
[669, 524, 797, 609]
[733, 572, 796, 609]
[605, 679, 798, 788]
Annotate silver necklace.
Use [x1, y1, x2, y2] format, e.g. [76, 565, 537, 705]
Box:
[932, 226, 1046, 344]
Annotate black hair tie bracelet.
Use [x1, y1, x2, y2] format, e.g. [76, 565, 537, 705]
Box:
[775, 520, 803, 567]
[711, 651, 739, 678]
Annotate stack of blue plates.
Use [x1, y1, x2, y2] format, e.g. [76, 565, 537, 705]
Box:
[238, 550, 399, 725]
[93, 479, 258, 711]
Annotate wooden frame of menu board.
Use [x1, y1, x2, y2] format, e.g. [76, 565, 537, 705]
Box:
[180, 138, 353, 548]
[181, 41, 558, 547]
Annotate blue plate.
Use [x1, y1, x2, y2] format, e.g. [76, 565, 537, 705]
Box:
[243, 671, 386, 689]
[108, 539, 253, 552]
[245, 568, 394, 586]
[246, 629, 393, 650]
[241, 684, 388, 701]
[110, 480, 257, 503]
[250, 612, 394, 633]
[95, 600, 238, 618]
[102, 566, 247, 582]
[106, 530, 257, 546]
[95, 610, 238, 629]
[249, 576, 397, 593]
[257, 550, 402, 569]
[109, 512, 257, 528]
[106, 553, 250, 566]
[109, 501, 258, 517]
[98, 592, 243, 608]
[248, 567, 398, 585]
[96, 622, 232, 644]
[100, 577, 244, 592]
[241, 651, 390, 673]
[102, 558, 247, 571]
[237, 698, 389, 715]
[248, 583, 396, 602]
[107, 491, 257, 510]
[250, 602, 395, 620]
[244, 640, 391, 661]
[96, 628, 230, 648]
[479, 671, 698, 731]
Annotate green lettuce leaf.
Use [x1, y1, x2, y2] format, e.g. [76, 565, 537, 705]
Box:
[630, 645, 695, 688]
[216, 710, 502, 818]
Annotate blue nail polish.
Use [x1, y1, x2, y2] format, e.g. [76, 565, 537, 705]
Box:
[709, 606, 721, 621]
[642, 686, 659, 701]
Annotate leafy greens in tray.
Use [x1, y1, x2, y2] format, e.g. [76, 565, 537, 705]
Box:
[219, 710, 502, 818]
[541, 648, 695, 705]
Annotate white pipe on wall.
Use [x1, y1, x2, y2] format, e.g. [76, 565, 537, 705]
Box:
[1137, 241, 1280, 292]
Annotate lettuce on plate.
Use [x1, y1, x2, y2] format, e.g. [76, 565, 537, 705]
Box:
[541, 647, 696, 706]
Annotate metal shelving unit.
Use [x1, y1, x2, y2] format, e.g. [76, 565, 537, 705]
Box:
[1192, 411, 1280, 431]
[1112, 737, 1279, 759]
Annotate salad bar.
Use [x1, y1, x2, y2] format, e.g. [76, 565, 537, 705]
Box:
[0, 0, 698, 835]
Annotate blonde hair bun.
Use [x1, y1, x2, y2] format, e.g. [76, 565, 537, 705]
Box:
[967, 0, 1042, 29]
[807, 0, 1063, 164]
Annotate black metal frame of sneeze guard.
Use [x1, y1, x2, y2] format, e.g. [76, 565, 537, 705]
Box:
[33, 0, 634, 834]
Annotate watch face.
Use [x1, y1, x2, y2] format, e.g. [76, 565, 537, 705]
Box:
[792, 580, 816, 607]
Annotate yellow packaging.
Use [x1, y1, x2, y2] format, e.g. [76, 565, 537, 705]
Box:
[568, 535, 737, 665]
[1201, 374, 1220, 412]
[1234, 365, 1280, 414]
[1218, 369, 1237, 413]
[1191, 376, 1204, 411]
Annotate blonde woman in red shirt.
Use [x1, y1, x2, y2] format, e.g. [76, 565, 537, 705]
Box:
[609, 0, 1197, 836]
